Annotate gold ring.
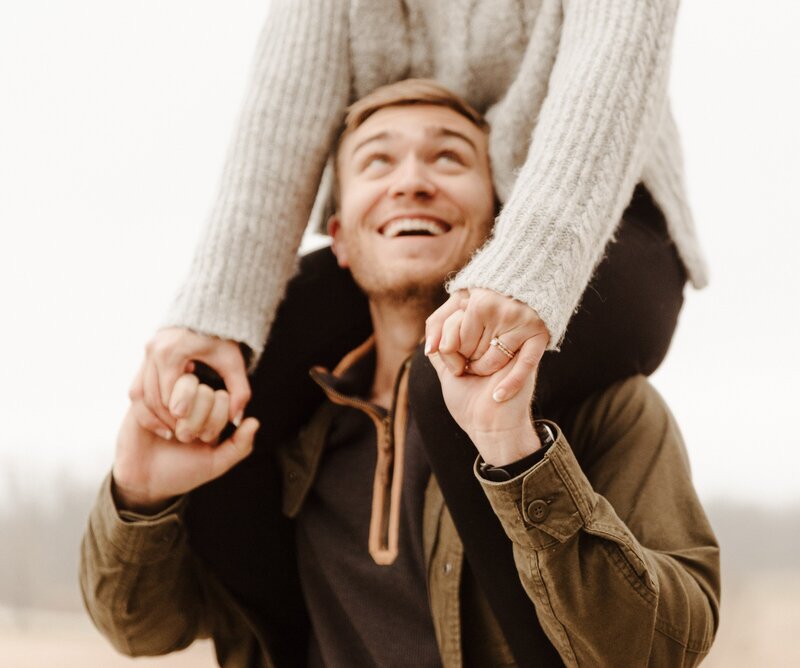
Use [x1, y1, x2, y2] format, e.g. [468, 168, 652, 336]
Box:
[490, 337, 515, 359]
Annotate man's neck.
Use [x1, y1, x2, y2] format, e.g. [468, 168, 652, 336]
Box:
[367, 300, 428, 409]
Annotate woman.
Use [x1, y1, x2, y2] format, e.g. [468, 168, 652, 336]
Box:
[135, 0, 704, 437]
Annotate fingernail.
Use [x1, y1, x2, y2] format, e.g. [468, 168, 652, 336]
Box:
[493, 388, 507, 403]
[159, 429, 173, 441]
[171, 401, 185, 417]
[233, 412, 243, 427]
[424, 337, 432, 355]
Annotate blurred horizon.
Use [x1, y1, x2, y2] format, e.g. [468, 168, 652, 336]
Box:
[2, 473, 798, 665]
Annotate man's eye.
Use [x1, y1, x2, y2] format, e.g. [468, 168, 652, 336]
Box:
[364, 155, 391, 169]
[436, 151, 464, 165]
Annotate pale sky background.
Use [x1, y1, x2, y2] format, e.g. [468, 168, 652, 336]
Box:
[0, 1, 798, 509]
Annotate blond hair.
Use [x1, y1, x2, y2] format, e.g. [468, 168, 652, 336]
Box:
[330, 79, 488, 207]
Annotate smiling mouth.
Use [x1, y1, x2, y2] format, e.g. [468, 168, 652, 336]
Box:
[379, 218, 451, 238]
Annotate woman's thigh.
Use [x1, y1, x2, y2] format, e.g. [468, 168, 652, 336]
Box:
[250, 183, 687, 429]
[248, 246, 372, 443]
[534, 184, 687, 410]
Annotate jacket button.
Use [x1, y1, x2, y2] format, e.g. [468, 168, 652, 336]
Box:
[526, 499, 549, 523]
[442, 562, 453, 575]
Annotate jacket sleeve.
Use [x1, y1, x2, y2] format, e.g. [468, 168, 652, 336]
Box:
[477, 376, 720, 666]
[79, 475, 231, 656]
[449, 0, 681, 348]
[163, 0, 351, 362]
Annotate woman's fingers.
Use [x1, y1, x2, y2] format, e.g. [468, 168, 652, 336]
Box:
[457, 307, 487, 362]
[490, 336, 547, 403]
[144, 328, 251, 425]
[438, 309, 468, 376]
[130, 395, 174, 442]
[200, 346, 251, 424]
[468, 326, 496, 366]
[458, 289, 550, 376]
[466, 327, 531, 376]
[137, 360, 177, 432]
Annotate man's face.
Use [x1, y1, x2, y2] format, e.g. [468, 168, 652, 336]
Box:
[329, 104, 495, 304]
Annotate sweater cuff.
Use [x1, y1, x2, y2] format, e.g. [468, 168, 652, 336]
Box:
[448, 236, 573, 352]
[96, 473, 188, 566]
[476, 422, 597, 550]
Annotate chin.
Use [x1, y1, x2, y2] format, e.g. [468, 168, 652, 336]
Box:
[360, 272, 449, 307]
[349, 251, 463, 303]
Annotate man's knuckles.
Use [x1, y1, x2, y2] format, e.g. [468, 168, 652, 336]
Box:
[198, 392, 231, 443]
[175, 385, 226, 442]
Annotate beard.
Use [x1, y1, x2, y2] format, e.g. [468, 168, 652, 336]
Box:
[348, 258, 450, 317]
[370, 276, 449, 313]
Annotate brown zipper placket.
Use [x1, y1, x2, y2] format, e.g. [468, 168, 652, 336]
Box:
[309, 353, 411, 566]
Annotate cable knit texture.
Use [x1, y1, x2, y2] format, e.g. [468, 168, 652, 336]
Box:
[165, 0, 707, 359]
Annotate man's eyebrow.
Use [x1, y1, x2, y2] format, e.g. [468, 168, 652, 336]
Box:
[351, 131, 393, 155]
[426, 126, 478, 152]
[351, 126, 478, 155]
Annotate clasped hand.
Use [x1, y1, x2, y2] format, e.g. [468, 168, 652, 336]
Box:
[425, 288, 550, 466]
[113, 373, 259, 513]
[425, 287, 550, 401]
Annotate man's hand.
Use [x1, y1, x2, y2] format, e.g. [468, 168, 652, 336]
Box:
[427, 313, 542, 467]
[130, 328, 252, 439]
[113, 374, 259, 514]
[425, 288, 549, 403]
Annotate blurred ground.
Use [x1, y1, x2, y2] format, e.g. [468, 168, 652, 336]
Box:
[0, 607, 215, 667]
[2, 480, 798, 665]
[2, 571, 800, 666]
[705, 571, 800, 666]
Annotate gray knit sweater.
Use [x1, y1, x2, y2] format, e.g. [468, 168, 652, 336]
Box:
[165, 0, 707, 358]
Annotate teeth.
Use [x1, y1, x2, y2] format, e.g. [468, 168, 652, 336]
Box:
[382, 218, 448, 238]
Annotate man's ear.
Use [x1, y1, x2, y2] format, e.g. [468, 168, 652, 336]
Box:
[327, 214, 349, 268]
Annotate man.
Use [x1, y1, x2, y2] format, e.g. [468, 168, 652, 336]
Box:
[81, 80, 719, 667]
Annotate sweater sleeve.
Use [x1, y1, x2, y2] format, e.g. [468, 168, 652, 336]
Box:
[477, 376, 720, 666]
[449, 0, 679, 348]
[163, 0, 351, 361]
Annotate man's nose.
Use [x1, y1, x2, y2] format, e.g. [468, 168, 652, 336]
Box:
[387, 157, 437, 199]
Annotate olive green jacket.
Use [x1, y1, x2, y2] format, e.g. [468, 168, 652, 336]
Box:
[80, 374, 719, 667]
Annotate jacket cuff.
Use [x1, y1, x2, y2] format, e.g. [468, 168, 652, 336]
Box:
[475, 421, 597, 549]
[97, 473, 188, 565]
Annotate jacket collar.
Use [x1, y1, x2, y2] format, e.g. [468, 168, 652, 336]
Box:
[308, 335, 412, 566]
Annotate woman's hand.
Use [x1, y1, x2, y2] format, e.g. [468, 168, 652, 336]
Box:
[129, 328, 252, 439]
[425, 288, 550, 402]
[427, 322, 542, 466]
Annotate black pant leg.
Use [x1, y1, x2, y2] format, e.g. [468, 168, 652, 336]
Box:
[185, 247, 371, 665]
[535, 184, 687, 410]
[247, 246, 372, 443]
